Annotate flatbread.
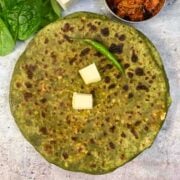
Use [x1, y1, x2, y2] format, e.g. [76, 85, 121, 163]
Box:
[10, 14, 171, 174]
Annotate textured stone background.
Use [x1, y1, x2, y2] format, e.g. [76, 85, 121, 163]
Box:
[0, 0, 180, 179]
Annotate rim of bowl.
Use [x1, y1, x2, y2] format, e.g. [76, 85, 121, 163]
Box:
[104, 0, 166, 23]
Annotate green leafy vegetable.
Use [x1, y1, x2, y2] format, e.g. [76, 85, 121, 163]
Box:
[0, 18, 15, 56]
[0, 0, 63, 56]
[0, 0, 23, 10]
[0, 1, 5, 10]
[40, 0, 60, 28]
[3, 0, 42, 40]
[50, 0, 62, 17]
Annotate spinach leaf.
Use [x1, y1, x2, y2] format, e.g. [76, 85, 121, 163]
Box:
[0, 0, 63, 56]
[50, 0, 62, 17]
[4, 0, 41, 40]
[0, 0, 23, 10]
[40, 0, 59, 28]
[0, 18, 15, 56]
[0, 0, 6, 16]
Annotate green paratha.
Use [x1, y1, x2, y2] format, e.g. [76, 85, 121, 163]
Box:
[10, 13, 171, 174]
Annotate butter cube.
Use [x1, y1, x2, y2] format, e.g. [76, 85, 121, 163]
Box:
[79, 63, 101, 85]
[72, 93, 93, 110]
[56, 0, 73, 10]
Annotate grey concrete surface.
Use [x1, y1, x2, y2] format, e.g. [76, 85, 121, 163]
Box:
[0, 0, 180, 179]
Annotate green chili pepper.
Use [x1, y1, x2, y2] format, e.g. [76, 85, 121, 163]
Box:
[78, 38, 125, 74]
